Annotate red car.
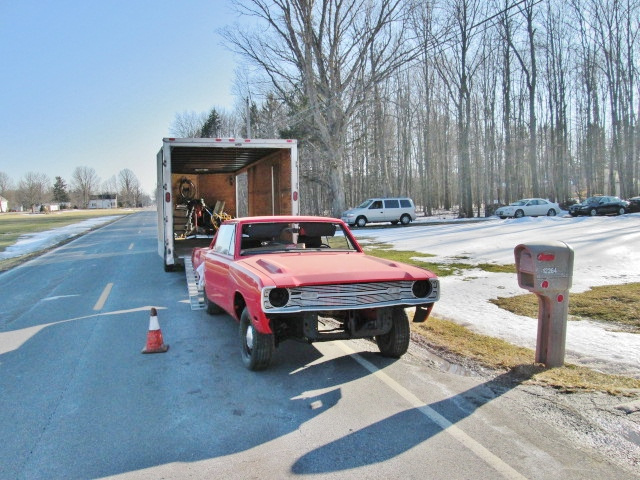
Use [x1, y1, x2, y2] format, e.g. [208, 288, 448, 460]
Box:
[191, 216, 439, 370]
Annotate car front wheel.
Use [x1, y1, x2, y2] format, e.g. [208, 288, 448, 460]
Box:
[356, 216, 367, 228]
[240, 308, 274, 370]
[375, 307, 410, 358]
[514, 209, 525, 218]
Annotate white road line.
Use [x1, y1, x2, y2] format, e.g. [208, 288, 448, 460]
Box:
[335, 342, 529, 480]
[128, 243, 134, 250]
[93, 283, 113, 311]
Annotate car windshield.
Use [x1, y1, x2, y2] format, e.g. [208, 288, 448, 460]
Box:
[357, 199, 373, 208]
[239, 221, 359, 256]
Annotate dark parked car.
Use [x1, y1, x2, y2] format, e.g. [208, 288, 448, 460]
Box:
[627, 197, 640, 213]
[569, 196, 629, 216]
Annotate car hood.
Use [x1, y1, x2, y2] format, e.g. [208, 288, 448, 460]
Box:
[238, 252, 434, 287]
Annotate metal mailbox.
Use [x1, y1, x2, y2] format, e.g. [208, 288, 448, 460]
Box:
[514, 241, 574, 368]
[515, 241, 574, 293]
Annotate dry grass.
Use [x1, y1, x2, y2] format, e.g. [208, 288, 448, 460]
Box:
[491, 283, 640, 332]
[412, 316, 640, 395]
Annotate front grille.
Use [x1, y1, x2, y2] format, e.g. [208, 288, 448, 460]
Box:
[262, 280, 439, 313]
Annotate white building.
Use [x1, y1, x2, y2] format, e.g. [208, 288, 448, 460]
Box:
[0, 195, 7, 212]
[88, 194, 118, 209]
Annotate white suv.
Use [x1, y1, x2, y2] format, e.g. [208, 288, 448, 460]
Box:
[341, 198, 417, 227]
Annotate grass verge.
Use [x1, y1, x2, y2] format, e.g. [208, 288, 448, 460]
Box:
[358, 241, 640, 394]
[412, 316, 640, 395]
[0, 209, 134, 272]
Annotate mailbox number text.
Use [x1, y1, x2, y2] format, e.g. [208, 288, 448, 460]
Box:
[542, 267, 558, 274]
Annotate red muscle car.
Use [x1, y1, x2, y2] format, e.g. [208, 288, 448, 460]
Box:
[191, 216, 439, 370]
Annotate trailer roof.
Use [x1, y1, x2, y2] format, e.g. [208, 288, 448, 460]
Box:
[163, 138, 296, 175]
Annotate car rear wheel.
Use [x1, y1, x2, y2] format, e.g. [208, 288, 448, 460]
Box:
[400, 214, 411, 225]
[356, 216, 367, 228]
[203, 286, 223, 314]
[375, 307, 410, 358]
[514, 209, 525, 218]
[547, 209, 557, 216]
[589, 208, 597, 216]
[617, 207, 626, 215]
[240, 307, 274, 370]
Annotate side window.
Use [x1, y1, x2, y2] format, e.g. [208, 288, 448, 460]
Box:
[213, 225, 235, 255]
[370, 200, 383, 209]
[400, 199, 412, 208]
[384, 199, 400, 209]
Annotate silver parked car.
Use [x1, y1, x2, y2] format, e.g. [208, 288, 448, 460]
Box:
[495, 198, 561, 219]
[341, 197, 416, 227]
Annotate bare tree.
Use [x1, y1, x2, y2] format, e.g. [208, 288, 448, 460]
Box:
[118, 169, 140, 207]
[170, 111, 208, 138]
[222, 0, 413, 216]
[18, 172, 50, 212]
[72, 166, 100, 209]
[0, 171, 13, 212]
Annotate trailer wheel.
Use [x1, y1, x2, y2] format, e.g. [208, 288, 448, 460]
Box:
[240, 308, 274, 370]
[203, 287, 224, 314]
[375, 307, 410, 358]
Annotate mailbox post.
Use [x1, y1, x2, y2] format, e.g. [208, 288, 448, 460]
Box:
[514, 241, 574, 368]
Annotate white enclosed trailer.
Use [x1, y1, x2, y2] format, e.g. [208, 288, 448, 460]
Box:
[157, 137, 299, 270]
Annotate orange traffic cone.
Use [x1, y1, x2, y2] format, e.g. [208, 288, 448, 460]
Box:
[142, 307, 169, 354]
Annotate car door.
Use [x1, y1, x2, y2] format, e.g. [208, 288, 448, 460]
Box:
[598, 197, 613, 214]
[366, 199, 385, 222]
[383, 199, 400, 221]
[204, 224, 235, 311]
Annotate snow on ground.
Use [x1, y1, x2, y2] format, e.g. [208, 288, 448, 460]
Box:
[352, 213, 640, 378]
[0, 216, 122, 260]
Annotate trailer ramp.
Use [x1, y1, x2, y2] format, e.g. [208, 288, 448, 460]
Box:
[183, 256, 205, 310]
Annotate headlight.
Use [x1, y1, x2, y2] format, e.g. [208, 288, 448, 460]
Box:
[268, 288, 289, 307]
[412, 280, 433, 298]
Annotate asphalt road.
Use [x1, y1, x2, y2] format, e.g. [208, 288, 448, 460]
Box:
[0, 211, 636, 479]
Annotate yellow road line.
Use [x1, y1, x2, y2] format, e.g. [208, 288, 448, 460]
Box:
[93, 283, 114, 311]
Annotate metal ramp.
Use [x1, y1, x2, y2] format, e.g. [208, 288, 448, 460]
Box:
[183, 256, 205, 310]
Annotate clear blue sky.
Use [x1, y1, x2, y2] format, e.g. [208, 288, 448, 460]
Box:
[0, 0, 239, 197]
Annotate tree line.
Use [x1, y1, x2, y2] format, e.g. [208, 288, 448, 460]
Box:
[0, 167, 152, 212]
[177, 0, 640, 218]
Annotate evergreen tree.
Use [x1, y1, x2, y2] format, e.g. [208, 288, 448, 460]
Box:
[52, 176, 70, 204]
[201, 108, 222, 138]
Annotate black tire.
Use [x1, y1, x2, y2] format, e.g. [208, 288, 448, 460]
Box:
[514, 209, 525, 218]
[570, 213, 578, 217]
[240, 307, 274, 370]
[589, 208, 597, 216]
[356, 216, 367, 228]
[375, 307, 410, 358]
[618, 207, 626, 215]
[547, 209, 557, 216]
[400, 214, 411, 225]
[203, 286, 224, 314]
